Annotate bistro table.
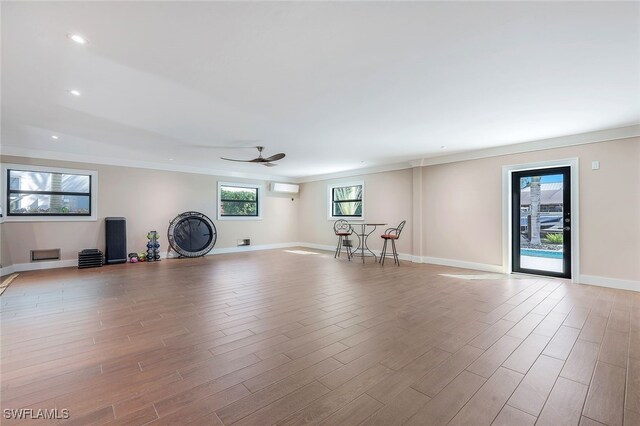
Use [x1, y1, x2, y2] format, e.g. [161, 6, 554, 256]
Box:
[349, 223, 386, 264]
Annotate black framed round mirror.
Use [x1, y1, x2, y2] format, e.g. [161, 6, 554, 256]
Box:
[167, 212, 217, 257]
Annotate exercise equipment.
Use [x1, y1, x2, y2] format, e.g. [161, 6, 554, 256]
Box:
[105, 217, 127, 264]
[78, 249, 104, 269]
[167, 211, 217, 258]
[145, 231, 161, 262]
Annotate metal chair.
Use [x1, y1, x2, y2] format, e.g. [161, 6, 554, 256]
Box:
[334, 219, 354, 260]
[380, 220, 406, 266]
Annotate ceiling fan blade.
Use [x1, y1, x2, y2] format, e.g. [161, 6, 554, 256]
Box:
[220, 157, 251, 162]
[264, 153, 285, 162]
[221, 147, 285, 165]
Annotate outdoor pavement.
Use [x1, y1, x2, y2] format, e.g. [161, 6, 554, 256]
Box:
[520, 255, 563, 273]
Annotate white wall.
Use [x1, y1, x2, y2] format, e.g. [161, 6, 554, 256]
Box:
[297, 169, 413, 256]
[0, 155, 299, 268]
[421, 137, 640, 283]
[2, 136, 639, 291]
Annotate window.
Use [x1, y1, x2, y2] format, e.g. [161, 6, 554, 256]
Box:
[217, 182, 263, 220]
[2, 164, 97, 221]
[328, 181, 364, 220]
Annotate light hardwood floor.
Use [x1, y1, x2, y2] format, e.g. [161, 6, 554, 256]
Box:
[1, 248, 639, 425]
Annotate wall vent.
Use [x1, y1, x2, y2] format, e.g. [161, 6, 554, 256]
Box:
[31, 249, 61, 262]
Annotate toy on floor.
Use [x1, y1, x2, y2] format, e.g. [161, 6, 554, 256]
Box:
[128, 253, 139, 263]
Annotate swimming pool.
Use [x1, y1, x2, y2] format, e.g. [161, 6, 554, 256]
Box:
[520, 249, 564, 259]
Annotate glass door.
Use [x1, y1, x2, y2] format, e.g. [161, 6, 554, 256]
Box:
[512, 167, 571, 278]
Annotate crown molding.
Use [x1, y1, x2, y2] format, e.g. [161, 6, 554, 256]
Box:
[294, 125, 639, 183]
[293, 161, 413, 183]
[415, 124, 640, 167]
[408, 158, 426, 167]
[0, 146, 293, 183]
[3, 125, 637, 184]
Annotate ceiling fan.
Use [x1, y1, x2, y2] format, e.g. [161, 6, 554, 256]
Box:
[221, 146, 285, 167]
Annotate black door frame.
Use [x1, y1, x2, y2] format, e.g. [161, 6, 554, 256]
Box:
[511, 166, 571, 279]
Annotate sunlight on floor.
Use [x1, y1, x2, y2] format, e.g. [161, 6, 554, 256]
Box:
[283, 250, 320, 255]
[439, 273, 530, 280]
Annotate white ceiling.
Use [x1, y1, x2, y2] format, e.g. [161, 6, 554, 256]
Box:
[2, 2, 639, 179]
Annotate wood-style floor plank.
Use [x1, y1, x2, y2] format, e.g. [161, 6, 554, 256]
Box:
[560, 339, 600, 385]
[502, 332, 551, 374]
[627, 357, 640, 415]
[1, 248, 639, 425]
[360, 387, 429, 426]
[412, 345, 483, 397]
[542, 325, 580, 360]
[277, 363, 393, 425]
[492, 405, 536, 426]
[583, 361, 626, 426]
[537, 377, 589, 426]
[448, 367, 523, 426]
[405, 370, 486, 426]
[507, 355, 564, 416]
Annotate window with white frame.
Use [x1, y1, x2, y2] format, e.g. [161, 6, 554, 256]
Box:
[328, 181, 364, 220]
[217, 182, 263, 220]
[1, 164, 97, 222]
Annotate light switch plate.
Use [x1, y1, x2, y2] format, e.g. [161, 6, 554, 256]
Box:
[592, 161, 600, 170]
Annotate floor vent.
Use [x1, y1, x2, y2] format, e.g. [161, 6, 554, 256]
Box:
[30, 249, 61, 262]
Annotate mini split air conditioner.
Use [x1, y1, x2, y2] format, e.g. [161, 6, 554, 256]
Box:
[270, 182, 299, 194]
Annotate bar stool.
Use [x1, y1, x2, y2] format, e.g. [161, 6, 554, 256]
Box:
[334, 219, 354, 260]
[380, 220, 406, 266]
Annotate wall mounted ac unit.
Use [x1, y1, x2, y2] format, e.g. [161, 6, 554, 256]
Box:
[270, 182, 299, 194]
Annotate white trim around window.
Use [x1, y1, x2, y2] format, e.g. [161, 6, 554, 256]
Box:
[0, 163, 98, 223]
[217, 181, 264, 221]
[327, 180, 365, 221]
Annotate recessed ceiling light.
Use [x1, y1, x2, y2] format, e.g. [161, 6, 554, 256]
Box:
[69, 90, 81, 96]
[440, 146, 446, 149]
[68, 34, 87, 45]
[169, 158, 174, 161]
[51, 135, 59, 140]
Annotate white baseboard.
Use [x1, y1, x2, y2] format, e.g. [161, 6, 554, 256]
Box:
[0, 265, 16, 276]
[579, 275, 640, 292]
[418, 256, 505, 274]
[3, 244, 637, 294]
[297, 242, 339, 253]
[207, 242, 301, 256]
[297, 242, 415, 262]
[0, 243, 303, 274]
[2, 259, 78, 274]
